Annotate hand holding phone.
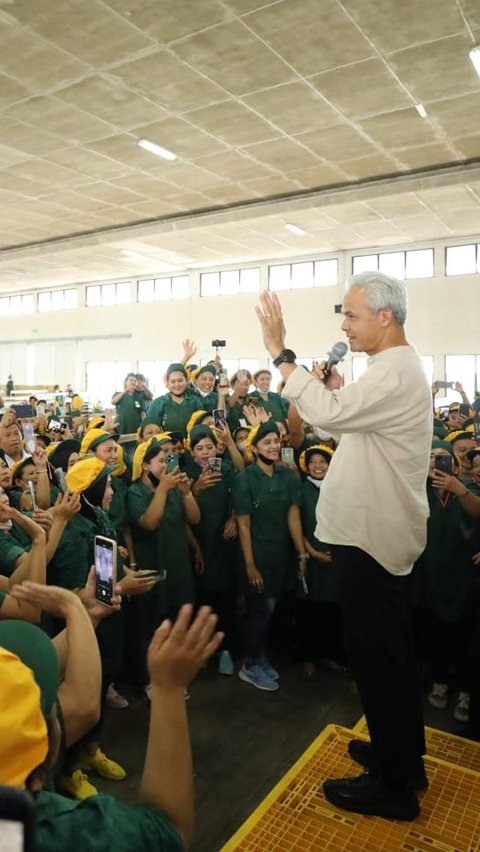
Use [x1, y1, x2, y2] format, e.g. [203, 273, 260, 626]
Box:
[212, 409, 227, 430]
[94, 536, 117, 606]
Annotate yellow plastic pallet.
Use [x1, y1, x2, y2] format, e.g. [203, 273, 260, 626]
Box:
[221, 724, 480, 852]
[353, 715, 480, 774]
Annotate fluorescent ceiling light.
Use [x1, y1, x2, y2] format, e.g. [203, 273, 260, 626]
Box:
[137, 138, 176, 161]
[415, 103, 427, 118]
[121, 250, 147, 260]
[470, 46, 480, 78]
[285, 223, 306, 236]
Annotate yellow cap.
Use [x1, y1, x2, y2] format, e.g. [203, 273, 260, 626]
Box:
[0, 648, 48, 787]
[299, 444, 334, 473]
[65, 457, 117, 493]
[80, 429, 117, 457]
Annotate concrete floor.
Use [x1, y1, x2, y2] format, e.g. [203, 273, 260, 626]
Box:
[96, 652, 463, 852]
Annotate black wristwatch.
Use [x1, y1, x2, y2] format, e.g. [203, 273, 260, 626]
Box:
[273, 349, 297, 368]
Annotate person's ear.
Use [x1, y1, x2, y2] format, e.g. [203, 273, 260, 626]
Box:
[378, 308, 393, 328]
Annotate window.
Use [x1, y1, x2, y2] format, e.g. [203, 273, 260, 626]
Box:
[38, 289, 78, 313]
[200, 268, 259, 297]
[420, 355, 434, 387]
[137, 360, 171, 397]
[0, 294, 34, 316]
[445, 355, 476, 404]
[269, 259, 338, 290]
[352, 249, 433, 279]
[85, 361, 132, 407]
[445, 243, 479, 276]
[138, 275, 189, 303]
[86, 282, 131, 307]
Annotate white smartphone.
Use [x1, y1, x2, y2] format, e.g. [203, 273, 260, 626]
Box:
[281, 447, 294, 464]
[27, 480, 37, 511]
[54, 467, 68, 494]
[94, 536, 117, 606]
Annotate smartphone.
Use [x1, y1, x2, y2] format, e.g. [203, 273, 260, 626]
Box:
[213, 409, 227, 430]
[54, 467, 68, 494]
[434, 454, 454, 475]
[36, 403, 46, 415]
[459, 403, 471, 417]
[94, 536, 117, 606]
[281, 447, 294, 464]
[435, 381, 454, 390]
[207, 457, 222, 475]
[27, 480, 37, 511]
[48, 418, 62, 432]
[0, 785, 35, 852]
[166, 452, 179, 473]
[11, 404, 36, 419]
[219, 369, 229, 388]
[22, 423, 36, 454]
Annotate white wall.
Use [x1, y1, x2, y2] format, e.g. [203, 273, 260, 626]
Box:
[1, 235, 479, 397]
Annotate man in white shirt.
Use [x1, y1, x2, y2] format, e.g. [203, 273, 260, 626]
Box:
[256, 272, 432, 821]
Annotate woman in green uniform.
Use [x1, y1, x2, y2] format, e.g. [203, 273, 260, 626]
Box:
[250, 369, 290, 423]
[148, 363, 201, 439]
[127, 437, 200, 699]
[111, 372, 151, 436]
[187, 364, 219, 412]
[61, 457, 157, 800]
[233, 422, 305, 692]
[414, 441, 477, 723]
[184, 425, 238, 675]
[296, 445, 344, 679]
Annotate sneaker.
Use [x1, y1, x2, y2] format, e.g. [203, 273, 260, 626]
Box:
[454, 691, 470, 723]
[259, 658, 279, 681]
[59, 769, 98, 800]
[218, 650, 234, 676]
[428, 682, 448, 709]
[238, 664, 278, 691]
[347, 740, 429, 791]
[80, 748, 126, 781]
[323, 770, 420, 821]
[106, 684, 129, 709]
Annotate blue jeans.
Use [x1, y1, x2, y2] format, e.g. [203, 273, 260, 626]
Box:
[243, 593, 276, 665]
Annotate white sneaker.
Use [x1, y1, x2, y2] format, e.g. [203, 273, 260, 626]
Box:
[454, 691, 470, 723]
[428, 682, 448, 709]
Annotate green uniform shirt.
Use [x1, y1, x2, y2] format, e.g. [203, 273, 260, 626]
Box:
[413, 483, 476, 622]
[34, 791, 183, 852]
[0, 531, 26, 577]
[183, 457, 236, 592]
[115, 391, 149, 435]
[249, 390, 289, 422]
[300, 479, 337, 602]
[186, 386, 219, 413]
[233, 463, 301, 597]
[148, 394, 201, 438]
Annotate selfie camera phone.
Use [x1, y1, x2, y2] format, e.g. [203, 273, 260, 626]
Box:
[434, 455, 454, 475]
[219, 369, 229, 388]
[459, 403, 471, 417]
[94, 536, 117, 606]
[435, 381, 454, 390]
[281, 447, 294, 464]
[27, 480, 37, 511]
[166, 452, 179, 473]
[22, 423, 36, 454]
[213, 409, 226, 430]
[207, 457, 222, 475]
[54, 467, 68, 494]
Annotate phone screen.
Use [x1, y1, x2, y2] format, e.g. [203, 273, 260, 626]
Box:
[213, 409, 226, 430]
[54, 467, 67, 494]
[281, 447, 294, 464]
[94, 536, 117, 606]
[27, 481, 37, 511]
[207, 457, 222, 474]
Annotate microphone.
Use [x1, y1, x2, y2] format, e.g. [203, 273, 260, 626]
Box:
[322, 341, 348, 383]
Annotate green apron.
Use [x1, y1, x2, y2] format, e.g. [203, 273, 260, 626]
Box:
[233, 463, 301, 597]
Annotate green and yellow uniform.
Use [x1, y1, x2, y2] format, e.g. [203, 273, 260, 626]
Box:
[148, 393, 201, 438]
[300, 479, 338, 602]
[233, 463, 301, 597]
[249, 390, 289, 423]
[114, 391, 149, 435]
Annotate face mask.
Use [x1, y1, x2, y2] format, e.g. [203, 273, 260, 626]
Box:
[148, 471, 160, 487]
[257, 452, 276, 466]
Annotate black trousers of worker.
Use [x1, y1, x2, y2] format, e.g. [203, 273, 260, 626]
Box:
[333, 545, 426, 785]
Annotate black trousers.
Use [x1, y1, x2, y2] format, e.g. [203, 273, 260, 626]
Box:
[333, 545, 425, 784]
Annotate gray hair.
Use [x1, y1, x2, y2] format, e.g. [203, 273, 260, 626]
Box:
[346, 271, 407, 326]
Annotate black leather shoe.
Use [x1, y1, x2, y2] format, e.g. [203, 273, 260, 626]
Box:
[323, 771, 420, 821]
[347, 740, 429, 791]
